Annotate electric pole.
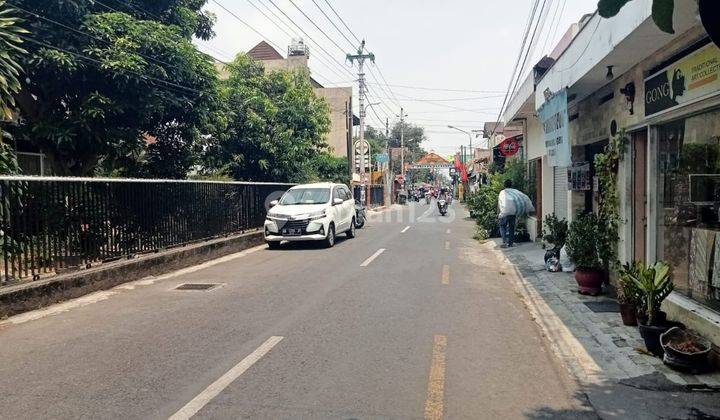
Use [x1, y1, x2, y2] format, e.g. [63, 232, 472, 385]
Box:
[398, 107, 408, 185]
[346, 40, 375, 200]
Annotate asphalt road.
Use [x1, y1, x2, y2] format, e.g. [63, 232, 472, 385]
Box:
[0, 202, 588, 419]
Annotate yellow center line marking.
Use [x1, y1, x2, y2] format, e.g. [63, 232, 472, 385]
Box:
[441, 265, 450, 285]
[424, 335, 447, 420]
[444, 241, 450, 250]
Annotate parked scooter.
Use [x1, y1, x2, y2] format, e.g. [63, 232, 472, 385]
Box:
[354, 199, 366, 228]
[437, 198, 448, 216]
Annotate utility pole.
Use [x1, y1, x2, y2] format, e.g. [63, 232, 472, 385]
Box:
[346, 40, 374, 202]
[398, 107, 408, 185]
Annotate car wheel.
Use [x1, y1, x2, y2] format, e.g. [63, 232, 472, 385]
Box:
[324, 223, 335, 248]
[347, 218, 356, 238]
[267, 241, 281, 250]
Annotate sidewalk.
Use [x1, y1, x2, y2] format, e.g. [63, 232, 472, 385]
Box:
[483, 239, 720, 418]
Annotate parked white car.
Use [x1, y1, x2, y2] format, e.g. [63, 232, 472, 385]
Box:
[264, 183, 356, 248]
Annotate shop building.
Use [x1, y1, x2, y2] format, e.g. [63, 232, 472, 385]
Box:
[511, 0, 720, 347]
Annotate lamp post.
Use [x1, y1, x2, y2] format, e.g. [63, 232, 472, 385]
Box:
[447, 125, 473, 164]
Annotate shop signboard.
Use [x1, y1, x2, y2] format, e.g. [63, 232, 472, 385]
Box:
[645, 43, 720, 117]
[538, 89, 571, 167]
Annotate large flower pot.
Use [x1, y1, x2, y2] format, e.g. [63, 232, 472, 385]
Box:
[574, 268, 604, 296]
[639, 323, 671, 357]
[619, 303, 638, 326]
[661, 327, 711, 373]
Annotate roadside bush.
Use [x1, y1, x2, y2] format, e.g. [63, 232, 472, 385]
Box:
[468, 158, 530, 240]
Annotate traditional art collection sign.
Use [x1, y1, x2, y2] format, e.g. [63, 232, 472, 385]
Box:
[645, 43, 720, 117]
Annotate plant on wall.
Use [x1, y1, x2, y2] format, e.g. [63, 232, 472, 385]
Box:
[594, 130, 629, 271]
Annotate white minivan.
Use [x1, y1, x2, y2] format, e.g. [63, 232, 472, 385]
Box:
[264, 183, 356, 248]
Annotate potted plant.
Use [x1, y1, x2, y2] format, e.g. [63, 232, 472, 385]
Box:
[542, 213, 568, 262]
[618, 262, 642, 326]
[626, 261, 675, 357]
[566, 213, 605, 295]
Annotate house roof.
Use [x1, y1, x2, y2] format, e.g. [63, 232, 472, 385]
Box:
[247, 41, 283, 61]
[416, 152, 450, 165]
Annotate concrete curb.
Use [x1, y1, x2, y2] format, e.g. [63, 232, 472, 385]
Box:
[0, 231, 265, 318]
[480, 240, 607, 386]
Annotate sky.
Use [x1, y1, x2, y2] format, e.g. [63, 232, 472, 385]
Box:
[195, 0, 599, 159]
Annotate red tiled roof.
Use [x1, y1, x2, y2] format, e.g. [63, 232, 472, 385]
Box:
[247, 41, 283, 61]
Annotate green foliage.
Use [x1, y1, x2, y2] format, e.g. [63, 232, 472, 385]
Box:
[598, 0, 676, 34]
[594, 130, 628, 271]
[618, 261, 644, 305]
[308, 153, 350, 185]
[0, 1, 27, 120]
[12, 1, 220, 177]
[566, 212, 603, 270]
[623, 261, 674, 325]
[466, 159, 530, 239]
[542, 213, 568, 250]
[205, 54, 330, 183]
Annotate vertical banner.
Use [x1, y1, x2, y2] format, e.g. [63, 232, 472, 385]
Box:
[538, 89, 571, 167]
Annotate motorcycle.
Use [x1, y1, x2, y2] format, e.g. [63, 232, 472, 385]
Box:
[437, 199, 448, 216]
[425, 193, 431, 205]
[354, 199, 366, 228]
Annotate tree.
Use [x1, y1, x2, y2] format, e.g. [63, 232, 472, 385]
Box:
[206, 54, 330, 183]
[309, 153, 349, 185]
[10, 1, 219, 177]
[0, 1, 27, 175]
[598, 0, 676, 34]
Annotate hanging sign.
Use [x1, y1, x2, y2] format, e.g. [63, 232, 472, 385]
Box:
[538, 89, 571, 167]
[644, 43, 720, 117]
[498, 136, 521, 157]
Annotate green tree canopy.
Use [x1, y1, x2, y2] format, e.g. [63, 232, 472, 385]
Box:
[11, 0, 219, 177]
[204, 54, 330, 183]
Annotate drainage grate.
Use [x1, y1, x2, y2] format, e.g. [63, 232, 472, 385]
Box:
[175, 283, 222, 291]
[583, 301, 621, 313]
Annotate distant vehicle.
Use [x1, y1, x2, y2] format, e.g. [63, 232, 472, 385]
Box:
[438, 198, 448, 216]
[264, 183, 356, 249]
[354, 199, 366, 229]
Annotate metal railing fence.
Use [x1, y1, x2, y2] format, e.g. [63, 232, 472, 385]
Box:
[0, 176, 293, 285]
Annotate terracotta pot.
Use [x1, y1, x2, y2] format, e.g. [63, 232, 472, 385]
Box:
[619, 303, 638, 326]
[574, 268, 604, 296]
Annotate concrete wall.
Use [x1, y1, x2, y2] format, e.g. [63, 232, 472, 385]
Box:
[314, 87, 352, 159]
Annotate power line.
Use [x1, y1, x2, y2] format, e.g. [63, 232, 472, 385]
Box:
[286, 0, 348, 55]
[264, 0, 354, 78]
[210, 0, 285, 53]
[322, 0, 362, 44]
[491, 0, 543, 137]
[366, 82, 506, 94]
[305, 0, 402, 109]
[310, 0, 356, 49]
[243, 0, 350, 82]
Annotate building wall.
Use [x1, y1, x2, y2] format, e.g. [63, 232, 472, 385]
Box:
[314, 87, 352, 158]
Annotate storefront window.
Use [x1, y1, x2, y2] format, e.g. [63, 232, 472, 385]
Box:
[656, 109, 720, 310]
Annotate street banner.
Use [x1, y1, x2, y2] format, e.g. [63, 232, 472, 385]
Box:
[645, 43, 720, 117]
[538, 89, 571, 168]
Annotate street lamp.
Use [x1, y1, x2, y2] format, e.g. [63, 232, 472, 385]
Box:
[447, 125, 473, 164]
